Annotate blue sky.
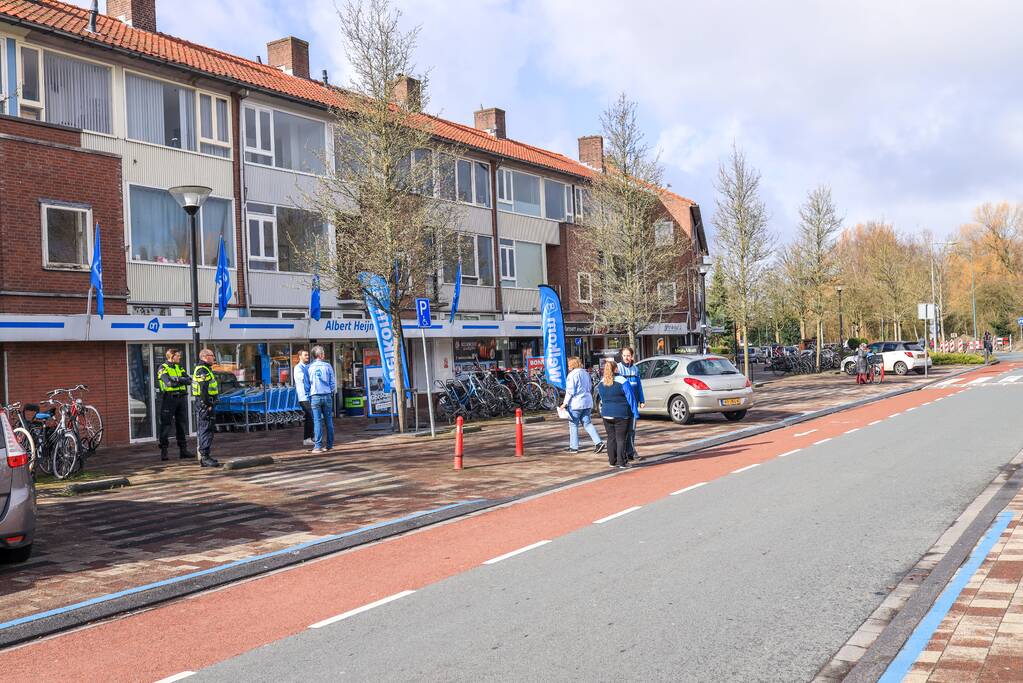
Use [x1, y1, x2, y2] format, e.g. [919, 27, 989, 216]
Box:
[75, 1, 1023, 243]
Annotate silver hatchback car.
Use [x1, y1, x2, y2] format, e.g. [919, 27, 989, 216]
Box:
[635, 354, 754, 425]
[0, 414, 35, 563]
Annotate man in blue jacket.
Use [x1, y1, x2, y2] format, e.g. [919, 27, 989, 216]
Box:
[309, 345, 337, 453]
[616, 347, 645, 461]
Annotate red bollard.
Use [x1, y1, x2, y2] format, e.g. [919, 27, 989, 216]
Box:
[454, 416, 464, 470]
[515, 408, 524, 457]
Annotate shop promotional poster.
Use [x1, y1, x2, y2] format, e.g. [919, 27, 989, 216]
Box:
[538, 285, 567, 390]
[358, 271, 411, 394]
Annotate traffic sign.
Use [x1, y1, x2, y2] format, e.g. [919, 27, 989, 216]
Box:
[416, 298, 432, 328]
[1017, 317, 1023, 326]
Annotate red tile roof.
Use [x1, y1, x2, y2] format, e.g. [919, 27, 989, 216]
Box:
[0, 0, 601, 178]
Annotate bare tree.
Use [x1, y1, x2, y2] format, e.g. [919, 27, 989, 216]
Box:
[579, 94, 693, 349]
[301, 0, 461, 433]
[713, 145, 772, 376]
[795, 185, 842, 370]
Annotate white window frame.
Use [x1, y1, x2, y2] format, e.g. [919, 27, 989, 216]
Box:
[499, 238, 516, 282]
[126, 183, 235, 267]
[247, 214, 278, 270]
[17, 43, 116, 135]
[40, 201, 93, 271]
[498, 168, 543, 218]
[497, 168, 512, 206]
[654, 219, 674, 246]
[198, 91, 232, 155]
[243, 104, 274, 166]
[658, 281, 678, 306]
[577, 272, 593, 303]
[18, 44, 42, 118]
[124, 69, 232, 158]
[432, 153, 491, 208]
[565, 184, 574, 223]
[443, 232, 493, 286]
[243, 104, 328, 176]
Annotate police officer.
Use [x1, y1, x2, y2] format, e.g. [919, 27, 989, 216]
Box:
[191, 347, 222, 468]
[157, 348, 193, 462]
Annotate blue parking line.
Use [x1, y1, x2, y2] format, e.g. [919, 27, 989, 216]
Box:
[878, 510, 1014, 683]
[0, 499, 485, 632]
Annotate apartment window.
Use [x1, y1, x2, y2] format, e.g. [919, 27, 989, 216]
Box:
[443, 233, 493, 286]
[19, 46, 41, 118]
[129, 186, 233, 265]
[412, 148, 434, 195]
[246, 204, 327, 273]
[273, 110, 325, 174]
[475, 162, 491, 207]
[39, 51, 113, 134]
[499, 239, 516, 282]
[575, 187, 593, 223]
[544, 179, 568, 221]
[434, 154, 489, 207]
[654, 220, 674, 246]
[41, 203, 91, 269]
[658, 282, 677, 305]
[577, 272, 593, 303]
[244, 106, 273, 165]
[126, 73, 196, 151]
[199, 93, 231, 158]
[513, 241, 544, 289]
[456, 159, 473, 203]
[497, 169, 543, 217]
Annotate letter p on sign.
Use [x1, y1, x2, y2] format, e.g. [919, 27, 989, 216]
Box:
[416, 298, 432, 328]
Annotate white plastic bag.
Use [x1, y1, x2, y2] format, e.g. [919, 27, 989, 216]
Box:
[556, 406, 570, 420]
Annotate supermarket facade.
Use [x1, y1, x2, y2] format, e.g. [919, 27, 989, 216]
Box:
[0, 0, 708, 445]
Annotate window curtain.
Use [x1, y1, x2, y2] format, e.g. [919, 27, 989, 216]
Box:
[512, 171, 541, 216]
[201, 198, 233, 266]
[177, 87, 196, 151]
[44, 51, 112, 134]
[126, 73, 164, 145]
[129, 186, 189, 264]
[514, 241, 543, 289]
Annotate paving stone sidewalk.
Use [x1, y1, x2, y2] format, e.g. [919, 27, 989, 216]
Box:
[0, 367, 958, 626]
[903, 490, 1023, 682]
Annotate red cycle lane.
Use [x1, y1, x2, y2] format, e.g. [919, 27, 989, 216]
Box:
[8, 365, 1008, 682]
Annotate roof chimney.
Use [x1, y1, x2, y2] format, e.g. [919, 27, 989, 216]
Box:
[578, 135, 604, 172]
[106, 0, 157, 33]
[267, 37, 310, 80]
[390, 75, 422, 112]
[474, 107, 506, 139]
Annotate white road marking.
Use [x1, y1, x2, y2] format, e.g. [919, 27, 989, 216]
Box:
[922, 402, 932, 406]
[778, 449, 801, 457]
[845, 428, 860, 434]
[154, 673, 196, 683]
[905, 407, 917, 412]
[670, 482, 707, 495]
[1000, 375, 1022, 384]
[309, 590, 416, 628]
[933, 379, 960, 388]
[482, 540, 551, 565]
[868, 420, 883, 425]
[889, 413, 902, 418]
[934, 397, 944, 401]
[968, 377, 991, 385]
[594, 506, 642, 524]
[794, 429, 818, 437]
[813, 438, 833, 445]
[731, 463, 760, 474]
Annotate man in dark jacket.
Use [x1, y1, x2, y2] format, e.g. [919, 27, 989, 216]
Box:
[191, 348, 221, 468]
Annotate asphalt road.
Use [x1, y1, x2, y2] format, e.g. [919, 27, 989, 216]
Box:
[191, 365, 1023, 682]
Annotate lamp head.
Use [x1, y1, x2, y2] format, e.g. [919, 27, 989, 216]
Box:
[169, 185, 213, 216]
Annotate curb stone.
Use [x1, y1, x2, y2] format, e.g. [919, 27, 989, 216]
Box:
[62, 477, 130, 495]
[222, 455, 274, 471]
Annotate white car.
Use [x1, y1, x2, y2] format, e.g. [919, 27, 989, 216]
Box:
[842, 341, 932, 376]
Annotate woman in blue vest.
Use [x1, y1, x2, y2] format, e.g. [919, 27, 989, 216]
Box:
[598, 360, 639, 468]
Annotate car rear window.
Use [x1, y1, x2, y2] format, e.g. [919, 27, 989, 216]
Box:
[687, 358, 740, 376]
[903, 343, 923, 351]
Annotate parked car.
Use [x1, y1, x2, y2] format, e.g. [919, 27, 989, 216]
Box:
[842, 341, 932, 376]
[0, 413, 35, 563]
[635, 354, 754, 425]
[740, 346, 765, 364]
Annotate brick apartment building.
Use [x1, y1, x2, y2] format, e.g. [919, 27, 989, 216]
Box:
[0, 0, 708, 445]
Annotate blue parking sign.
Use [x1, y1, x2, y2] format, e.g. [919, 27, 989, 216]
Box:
[416, 298, 432, 328]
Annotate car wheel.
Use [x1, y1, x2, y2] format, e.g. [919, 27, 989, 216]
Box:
[1, 544, 32, 563]
[894, 361, 909, 376]
[724, 410, 747, 422]
[668, 395, 694, 425]
[844, 361, 856, 376]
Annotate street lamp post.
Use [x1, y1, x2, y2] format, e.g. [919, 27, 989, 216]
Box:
[835, 285, 844, 348]
[697, 256, 713, 354]
[169, 185, 213, 364]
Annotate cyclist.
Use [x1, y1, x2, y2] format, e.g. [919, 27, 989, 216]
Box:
[157, 348, 192, 462]
[191, 348, 222, 468]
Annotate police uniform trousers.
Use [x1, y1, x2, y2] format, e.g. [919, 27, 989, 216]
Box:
[196, 403, 216, 457]
[158, 393, 188, 449]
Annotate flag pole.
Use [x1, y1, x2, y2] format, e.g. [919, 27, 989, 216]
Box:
[85, 286, 93, 341]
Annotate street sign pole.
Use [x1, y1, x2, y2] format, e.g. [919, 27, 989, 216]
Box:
[416, 298, 436, 438]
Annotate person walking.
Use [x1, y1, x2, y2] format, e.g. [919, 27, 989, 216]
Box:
[855, 342, 869, 384]
[615, 347, 645, 461]
[309, 345, 337, 454]
[190, 347, 221, 468]
[559, 356, 604, 454]
[156, 348, 192, 462]
[983, 330, 993, 364]
[293, 349, 314, 448]
[597, 360, 638, 468]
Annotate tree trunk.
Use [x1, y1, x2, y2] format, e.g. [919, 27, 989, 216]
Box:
[741, 322, 750, 378]
[815, 319, 822, 372]
[799, 317, 806, 341]
[393, 321, 407, 433]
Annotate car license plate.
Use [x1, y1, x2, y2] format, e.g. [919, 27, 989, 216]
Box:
[721, 398, 742, 407]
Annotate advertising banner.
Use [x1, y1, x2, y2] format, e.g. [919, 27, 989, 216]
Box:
[358, 271, 411, 394]
[526, 356, 545, 378]
[364, 366, 393, 417]
[538, 285, 568, 390]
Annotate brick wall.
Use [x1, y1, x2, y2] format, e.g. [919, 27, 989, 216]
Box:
[0, 117, 126, 315]
[3, 342, 129, 445]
